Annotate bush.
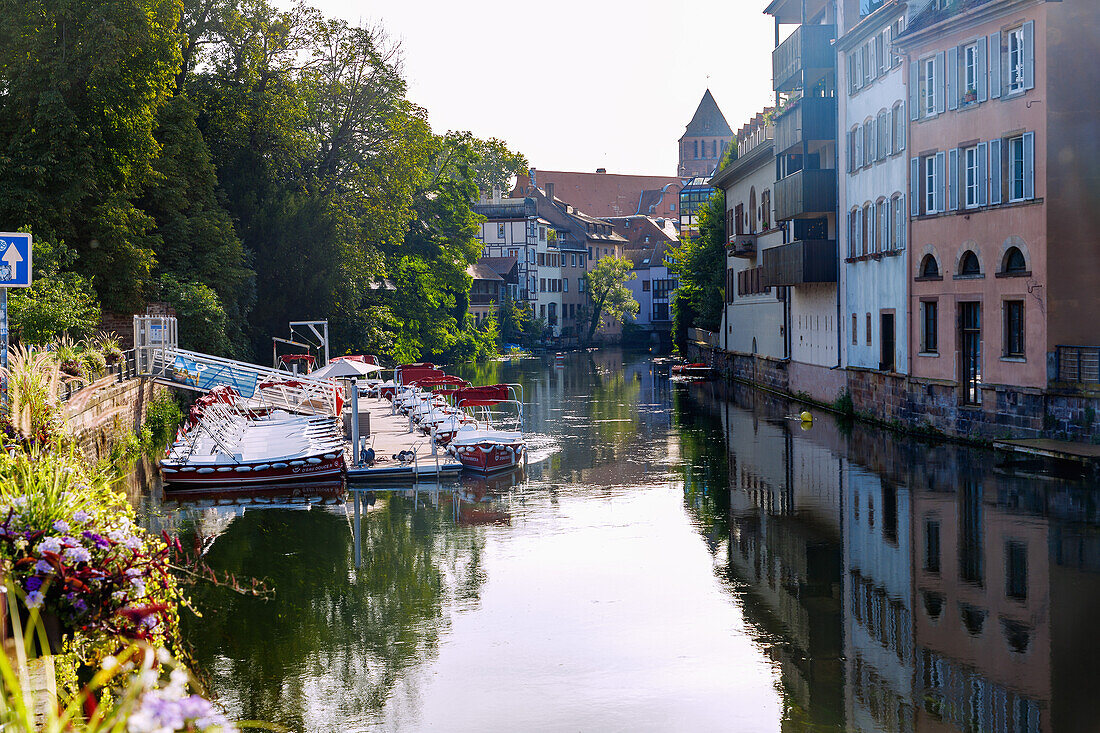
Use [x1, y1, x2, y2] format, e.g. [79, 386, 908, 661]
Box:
[142, 392, 184, 454]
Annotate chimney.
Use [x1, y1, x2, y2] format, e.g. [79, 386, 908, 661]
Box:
[491, 186, 502, 203]
[546, 182, 555, 201]
[596, 168, 606, 174]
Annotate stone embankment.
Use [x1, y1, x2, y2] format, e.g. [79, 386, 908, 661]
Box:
[64, 376, 169, 462]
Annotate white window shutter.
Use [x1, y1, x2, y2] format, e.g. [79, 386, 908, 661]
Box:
[1023, 131, 1035, 199]
[935, 151, 946, 212]
[935, 52, 946, 114]
[989, 32, 1002, 99]
[867, 205, 875, 253]
[911, 158, 920, 215]
[990, 138, 1002, 204]
[856, 126, 864, 168]
[870, 38, 878, 80]
[846, 211, 853, 257]
[977, 37, 988, 102]
[855, 51, 864, 90]
[977, 143, 988, 206]
[885, 111, 893, 156]
[868, 122, 877, 163]
[846, 130, 853, 173]
[1023, 20, 1035, 91]
[855, 209, 863, 255]
[948, 148, 960, 210]
[899, 104, 907, 151]
[947, 46, 959, 111]
[910, 64, 920, 120]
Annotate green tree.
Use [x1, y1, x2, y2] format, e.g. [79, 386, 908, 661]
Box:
[9, 239, 100, 344]
[667, 190, 725, 349]
[582, 256, 639, 341]
[0, 0, 184, 311]
[152, 274, 232, 356]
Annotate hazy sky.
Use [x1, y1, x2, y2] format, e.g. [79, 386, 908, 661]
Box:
[312, 0, 781, 177]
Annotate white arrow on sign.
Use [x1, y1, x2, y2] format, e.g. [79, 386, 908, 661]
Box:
[1, 244, 21, 280]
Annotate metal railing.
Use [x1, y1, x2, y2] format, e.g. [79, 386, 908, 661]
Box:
[688, 328, 720, 348]
[1056, 345, 1100, 384]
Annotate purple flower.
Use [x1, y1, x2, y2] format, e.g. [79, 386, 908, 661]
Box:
[52, 520, 69, 533]
[25, 591, 43, 609]
[71, 510, 90, 524]
[83, 531, 110, 549]
[35, 537, 62, 555]
[25, 576, 42, 592]
[66, 595, 88, 614]
[63, 545, 91, 563]
[34, 560, 52, 574]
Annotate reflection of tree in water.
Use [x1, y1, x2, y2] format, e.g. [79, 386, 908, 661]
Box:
[586, 354, 641, 454]
[673, 388, 730, 549]
[181, 495, 486, 732]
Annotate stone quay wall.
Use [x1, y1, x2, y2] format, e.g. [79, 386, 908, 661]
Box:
[689, 342, 1100, 444]
[64, 376, 170, 462]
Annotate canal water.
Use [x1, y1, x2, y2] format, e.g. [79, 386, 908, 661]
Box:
[133, 350, 1100, 732]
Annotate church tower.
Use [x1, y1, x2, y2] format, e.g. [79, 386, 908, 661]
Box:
[678, 89, 734, 178]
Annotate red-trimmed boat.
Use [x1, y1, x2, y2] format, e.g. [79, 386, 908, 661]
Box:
[446, 384, 527, 474]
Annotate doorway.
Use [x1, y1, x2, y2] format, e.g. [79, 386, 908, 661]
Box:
[959, 302, 982, 405]
[880, 313, 895, 372]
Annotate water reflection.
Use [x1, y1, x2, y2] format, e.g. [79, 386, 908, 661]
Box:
[676, 379, 1100, 732]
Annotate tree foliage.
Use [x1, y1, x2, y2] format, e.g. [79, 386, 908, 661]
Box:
[0, 0, 528, 362]
[9, 239, 100, 344]
[583, 256, 639, 341]
[667, 191, 726, 348]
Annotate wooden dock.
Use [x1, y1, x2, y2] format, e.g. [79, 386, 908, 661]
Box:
[993, 438, 1100, 470]
[343, 395, 462, 480]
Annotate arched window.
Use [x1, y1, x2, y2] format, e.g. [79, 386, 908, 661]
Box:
[960, 250, 981, 276]
[749, 187, 757, 233]
[862, 204, 872, 255]
[920, 254, 940, 278]
[1002, 246, 1027, 274]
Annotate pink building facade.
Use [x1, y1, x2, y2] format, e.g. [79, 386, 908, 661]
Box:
[898, 0, 1100, 405]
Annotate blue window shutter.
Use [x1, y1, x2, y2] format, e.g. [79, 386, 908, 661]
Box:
[990, 139, 1003, 204]
[948, 148, 960, 210]
[989, 33, 1002, 99]
[856, 125, 863, 168]
[900, 103, 907, 150]
[1023, 20, 1035, 91]
[935, 52, 946, 114]
[935, 151, 946, 213]
[1023, 132, 1035, 199]
[947, 46, 958, 110]
[910, 63, 920, 120]
[855, 208, 862, 255]
[846, 211, 852, 257]
[846, 130, 853, 173]
[977, 142, 988, 206]
[911, 158, 920, 215]
[977, 37, 988, 102]
[900, 197, 907, 248]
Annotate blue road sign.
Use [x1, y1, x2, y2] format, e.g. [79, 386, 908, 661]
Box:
[0, 233, 32, 287]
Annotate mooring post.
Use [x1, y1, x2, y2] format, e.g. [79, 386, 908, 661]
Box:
[349, 378, 359, 467]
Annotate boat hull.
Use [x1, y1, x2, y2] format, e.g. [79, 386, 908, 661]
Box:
[452, 442, 525, 474]
[162, 454, 345, 486]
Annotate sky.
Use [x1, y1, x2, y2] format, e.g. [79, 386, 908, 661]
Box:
[311, 0, 782, 177]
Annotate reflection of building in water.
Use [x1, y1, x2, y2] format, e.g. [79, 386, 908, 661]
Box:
[721, 397, 845, 729]
[844, 463, 914, 733]
[911, 472, 1049, 732]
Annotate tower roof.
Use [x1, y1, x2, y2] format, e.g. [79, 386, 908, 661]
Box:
[682, 89, 733, 138]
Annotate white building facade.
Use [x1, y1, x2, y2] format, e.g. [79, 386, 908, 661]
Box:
[714, 117, 786, 360]
[838, 1, 911, 374]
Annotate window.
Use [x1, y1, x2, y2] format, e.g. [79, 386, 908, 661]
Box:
[925, 520, 941, 573]
[1002, 247, 1027, 274]
[694, 140, 699, 159]
[761, 190, 771, 229]
[571, 254, 577, 267]
[960, 250, 981, 276]
[863, 120, 874, 166]
[925, 156, 937, 213]
[539, 278, 546, 292]
[1008, 27, 1025, 93]
[1004, 300, 1024, 357]
[893, 102, 905, 153]
[852, 314, 858, 345]
[920, 254, 940, 278]
[563, 277, 568, 292]
[963, 42, 979, 102]
[923, 57, 936, 116]
[875, 200, 886, 253]
[497, 223, 505, 239]
[964, 146, 981, 208]
[1008, 135, 1027, 201]
[866, 313, 872, 345]
[642, 280, 650, 292]
[921, 301, 938, 353]
[1005, 541, 1027, 599]
[892, 195, 905, 250]
[862, 204, 871, 255]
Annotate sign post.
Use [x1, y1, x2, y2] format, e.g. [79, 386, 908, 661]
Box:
[0, 233, 32, 408]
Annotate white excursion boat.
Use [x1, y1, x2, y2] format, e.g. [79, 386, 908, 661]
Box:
[445, 385, 527, 474]
[161, 404, 345, 486]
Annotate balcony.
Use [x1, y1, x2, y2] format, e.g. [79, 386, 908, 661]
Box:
[774, 96, 837, 156]
[762, 240, 838, 287]
[728, 234, 757, 258]
[773, 24, 836, 93]
[469, 293, 499, 306]
[774, 168, 836, 221]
